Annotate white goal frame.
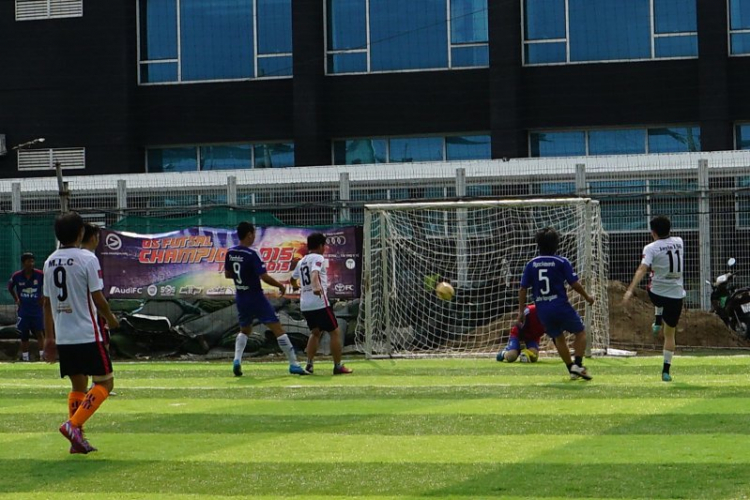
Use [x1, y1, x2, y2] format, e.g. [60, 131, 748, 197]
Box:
[357, 198, 610, 358]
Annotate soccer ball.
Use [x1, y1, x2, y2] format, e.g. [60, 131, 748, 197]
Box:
[435, 282, 455, 301]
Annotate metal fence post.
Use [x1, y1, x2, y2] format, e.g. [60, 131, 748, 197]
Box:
[456, 168, 468, 287]
[698, 159, 711, 310]
[11, 183, 21, 267]
[575, 163, 587, 196]
[339, 172, 351, 223]
[227, 176, 238, 227]
[116, 180, 127, 222]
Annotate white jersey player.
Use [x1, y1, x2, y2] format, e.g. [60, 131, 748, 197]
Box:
[43, 212, 119, 455]
[623, 216, 685, 382]
[291, 232, 352, 375]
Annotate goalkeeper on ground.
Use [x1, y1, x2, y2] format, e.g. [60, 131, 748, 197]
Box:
[496, 304, 543, 363]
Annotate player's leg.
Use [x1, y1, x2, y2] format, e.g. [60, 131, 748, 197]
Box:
[659, 296, 682, 382]
[233, 325, 252, 377]
[305, 328, 322, 373]
[33, 319, 45, 360]
[260, 296, 305, 374]
[17, 317, 30, 361]
[652, 307, 664, 337]
[318, 306, 350, 374]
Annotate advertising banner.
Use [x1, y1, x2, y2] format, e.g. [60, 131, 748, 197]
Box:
[98, 226, 361, 300]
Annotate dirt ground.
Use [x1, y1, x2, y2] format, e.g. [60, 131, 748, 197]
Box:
[608, 281, 750, 350]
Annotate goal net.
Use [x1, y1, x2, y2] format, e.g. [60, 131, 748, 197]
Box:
[355, 198, 609, 357]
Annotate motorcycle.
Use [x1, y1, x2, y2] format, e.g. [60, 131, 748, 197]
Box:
[708, 258, 750, 338]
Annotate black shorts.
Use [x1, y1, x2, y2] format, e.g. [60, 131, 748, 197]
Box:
[302, 307, 338, 333]
[648, 291, 683, 328]
[58, 342, 113, 379]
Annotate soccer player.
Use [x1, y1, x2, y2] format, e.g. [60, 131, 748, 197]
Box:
[225, 221, 307, 376]
[81, 223, 110, 349]
[623, 215, 685, 382]
[519, 227, 596, 380]
[290, 232, 352, 375]
[496, 303, 543, 363]
[8, 253, 45, 361]
[43, 212, 119, 454]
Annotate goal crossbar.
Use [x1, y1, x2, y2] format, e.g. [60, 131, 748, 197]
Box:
[365, 198, 598, 211]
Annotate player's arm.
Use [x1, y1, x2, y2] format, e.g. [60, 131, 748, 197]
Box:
[92, 291, 119, 330]
[224, 253, 233, 279]
[311, 270, 322, 296]
[571, 281, 595, 305]
[623, 263, 650, 303]
[7, 279, 18, 305]
[42, 297, 56, 363]
[290, 260, 301, 291]
[261, 273, 286, 296]
[517, 287, 528, 323]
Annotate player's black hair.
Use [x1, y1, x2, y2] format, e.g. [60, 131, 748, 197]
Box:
[20, 252, 34, 264]
[536, 227, 559, 255]
[307, 232, 326, 250]
[54, 212, 84, 246]
[237, 221, 255, 240]
[82, 222, 101, 244]
[650, 215, 671, 238]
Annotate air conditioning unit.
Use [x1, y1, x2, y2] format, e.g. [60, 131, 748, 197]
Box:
[0, 135, 6, 156]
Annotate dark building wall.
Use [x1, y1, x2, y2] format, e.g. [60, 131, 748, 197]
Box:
[0, 0, 747, 178]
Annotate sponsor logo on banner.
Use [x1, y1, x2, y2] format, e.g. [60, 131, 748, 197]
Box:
[160, 285, 176, 297]
[179, 285, 203, 296]
[326, 235, 346, 246]
[346, 258, 356, 269]
[207, 286, 234, 296]
[110, 286, 143, 295]
[147, 285, 158, 297]
[105, 233, 122, 250]
[334, 283, 355, 293]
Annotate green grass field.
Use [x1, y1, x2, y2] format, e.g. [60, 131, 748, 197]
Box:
[1, 356, 750, 499]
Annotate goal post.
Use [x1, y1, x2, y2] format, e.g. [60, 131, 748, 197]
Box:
[356, 198, 610, 358]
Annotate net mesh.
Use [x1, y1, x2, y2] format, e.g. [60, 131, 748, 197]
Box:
[356, 199, 609, 356]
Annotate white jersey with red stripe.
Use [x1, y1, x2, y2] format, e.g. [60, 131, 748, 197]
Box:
[43, 247, 105, 345]
[292, 253, 329, 311]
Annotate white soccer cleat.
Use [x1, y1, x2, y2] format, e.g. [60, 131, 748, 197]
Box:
[570, 364, 592, 381]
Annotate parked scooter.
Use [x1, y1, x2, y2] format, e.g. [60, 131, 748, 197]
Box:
[708, 258, 750, 338]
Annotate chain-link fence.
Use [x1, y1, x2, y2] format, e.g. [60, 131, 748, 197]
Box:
[2, 151, 750, 310]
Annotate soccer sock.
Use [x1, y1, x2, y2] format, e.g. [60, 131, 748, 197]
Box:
[276, 334, 299, 366]
[70, 384, 109, 428]
[21, 352, 29, 361]
[663, 349, 674, 374]
[67, 391, 86, 419]
[574, 356, 583, 367]
[234, 333, 248, 363]
[39, 350, 45, 359]
[306, 358, 314, 367]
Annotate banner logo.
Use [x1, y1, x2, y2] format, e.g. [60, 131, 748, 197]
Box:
[326, 236, 346, 246]
[105, 233, 122, 250]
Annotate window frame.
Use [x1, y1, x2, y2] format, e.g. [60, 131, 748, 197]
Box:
[330, 133, 491, 165]
[324, 0, 489, 76]
[521, 0, 699, 66]
[729, 0, 750, 56]
[136, 0, 293, 86]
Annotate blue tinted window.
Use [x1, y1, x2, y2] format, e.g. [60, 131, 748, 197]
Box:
[525, 42, 566, 63]
[254, 143, 294, 168]
[655, 35, 698, 57]
[451, 45, 489, 67]
[180, 0, 254, 81]
[730, 0, 750, 30]
[451, 0, 487, 44]
[328, 52, 368, 73]
[731, 33, 750, 55]
[370, 0, 448, 71]
[738, 125, 750, 150]
[651, 197, 698, 229]
[651, 179, 697, 192]
[446, 135, 490, 160]
[141, 63, 178, 83]
[569, 0, 650, 61]
[648, 127, 701, 153]
[200, 145, 252, 170]
[524, 0, 565, 40]
[389, 137, 444, 162]
[257, 0, 292, 54]
[327, 0, 367, 50]
[333, 139, 387, 164]
[600, 201, 648, 231]
[590, 180, 646, 194]
[141, 0, 177, 60]
[467, 185, 492, 197]
[537, 182, 576, 194]
[529, 131, 586, 157]
[654, 0, 697, 33]
[588, 129, 646, 155]
[148, 147, 198, 172]
[258, 56, 293, 77]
